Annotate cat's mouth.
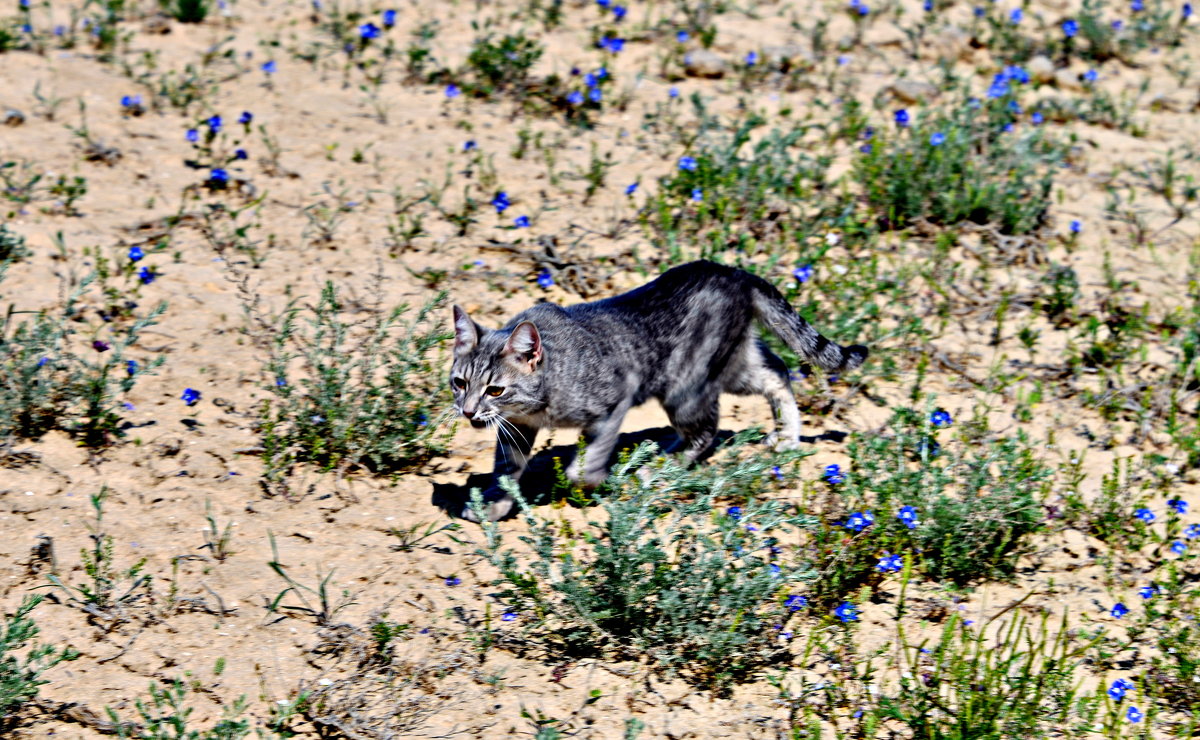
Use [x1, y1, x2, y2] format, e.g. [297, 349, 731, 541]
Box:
[469, 418, 487, 429]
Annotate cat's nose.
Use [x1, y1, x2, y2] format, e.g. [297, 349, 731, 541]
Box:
[462, 408, 476, 419]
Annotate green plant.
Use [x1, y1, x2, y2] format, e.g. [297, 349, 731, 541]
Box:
[259, 283, 453, 488]
[820, 406, 1050, 594]
[266, 533, 356, 626]
[877, 612, 1100, 738]
[854, 93, 1061, 235]
[0, 595, 79, 727]
[0, 271, 166, 451]
[44, 488, 152, 619]
[166, 0, 210, 23]
[109, 679, 252, 739]
[476, 433, 816, 689]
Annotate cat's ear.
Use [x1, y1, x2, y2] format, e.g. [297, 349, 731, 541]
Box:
[503, 321, 543, 372]
[452, 305, 480, 355]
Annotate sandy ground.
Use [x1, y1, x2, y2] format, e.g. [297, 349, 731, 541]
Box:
[1, 0, 1199, 736]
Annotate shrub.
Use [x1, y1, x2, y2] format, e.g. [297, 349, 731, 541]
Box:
[0, 595, 79, 728]
[475, 434, 816, 689]
[812, 407, 1049, 598]
[259, 283, 453, 487]
[855, 92, 1062, 234]
[0, 273, 166, 451]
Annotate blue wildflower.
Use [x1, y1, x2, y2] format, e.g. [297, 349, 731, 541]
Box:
[1083, 69, 1098, 83]
[785, 594, 808, 611]
[1185, 524, 1200, 538]
[382, 8, 396, 26]
[1138, 585, 1156, 599]
[501, 612, 517, 621]
[1111, 602, 1129, 618]
[1070, 220, 1082, 234]
[120, 95, 141, 108]
[824, 463, 845, 484]
[676, 30, 689, 42]
[625, 182, 638, 195]
[445, 84, 460, 98]
[491, 191, 510, 213]
[1131, 0, 1143, 11]
[930, 132, 946, 146]
[987, 74, 1010, 99]
[727, 506, 742, 520]
[359, 22, 380, 40]
[690, 188, 703, 202]
[1185, 2, 1193, 18]
[1108, 678, 1133, 701]
[207, 115, 222, 133]
[464, 140, 476, 151]
[1010, 7, 1022, 23]
[235, 148, 248, 160]
[745, 51, 758, 65]
[894, 109, 909, 127]
[1031, 111, 1044, 125]
[537, 270, 554, 289]
[612, 4, 626, 20]
[261, 60, 277, 74]
[444, 576, 461, 586]
[209, 168, 229, 186]
[567, 90, 584, 105]
[1127, 706, 1142, 723]
[834, 602, 859, 622]
[514, 215, 530, 228]
[876, 552, 903, 573]
[793, 264, 814, 283]
[678, 156, 698, 171]
[92, 340, 110, 353]
[897, 505, 919, 529]
[1134, 507, 1154, 523]
[930, 410, 952, 427]
[128, 246, 144, 262]
[182, 388, 201, 406]
[1063, 18, 1079, 37]
[139, 266, 156, 284]
[1172, 540, 1187, 555]
[598, 36, 625, 52]
[844, 511, 874, 533]
[1169, 498, 1188, 514]
[186, 128, 199, 143]
[588, 87, 602, 103]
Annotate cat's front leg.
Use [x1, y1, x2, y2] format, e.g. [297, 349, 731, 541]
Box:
[565, 398, 633, 488]
[462, 421, 538, 522]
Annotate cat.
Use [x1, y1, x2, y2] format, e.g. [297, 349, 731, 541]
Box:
[450, 260, 867, 522]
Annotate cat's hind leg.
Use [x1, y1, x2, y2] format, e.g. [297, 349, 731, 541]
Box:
[663, 386, 721, 465]
[722, 340, 802, 450]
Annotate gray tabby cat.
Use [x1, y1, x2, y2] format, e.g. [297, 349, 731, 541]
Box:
[450, 260, 867, 522]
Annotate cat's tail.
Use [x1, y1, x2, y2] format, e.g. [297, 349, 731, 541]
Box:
[748, 275, 868, 374]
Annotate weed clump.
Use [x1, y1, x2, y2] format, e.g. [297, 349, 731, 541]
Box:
[476, 434, 816, 689]
[259, 283, 452, 488]
[0, 595, 78, 728]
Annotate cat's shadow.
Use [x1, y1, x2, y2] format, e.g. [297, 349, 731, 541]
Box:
[430, 427, 847, 519]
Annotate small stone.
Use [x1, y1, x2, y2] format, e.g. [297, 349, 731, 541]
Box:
[1027, 55, 1055, 84]
[761, 44, 817, 70]
[1054, 68, 1084, 91]
[684, 49, 726, 78]
[929, 26, 971, 61]
[3, 109, 26, 126]
[886, 79, 939, 104]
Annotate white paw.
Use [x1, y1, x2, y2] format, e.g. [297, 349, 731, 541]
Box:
[765, 432, 802, 451]
[461, 495, 515, 522]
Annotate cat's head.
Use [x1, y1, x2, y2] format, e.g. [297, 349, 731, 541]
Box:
[449, 305, 546, 429]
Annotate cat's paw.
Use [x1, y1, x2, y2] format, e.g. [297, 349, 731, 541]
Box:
[765, 432, 802, 451]
[460, 489, 515, 522]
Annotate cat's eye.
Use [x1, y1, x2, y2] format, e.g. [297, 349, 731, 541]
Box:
[452, 377, 467, 390]
[485, 386, 505, 397]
